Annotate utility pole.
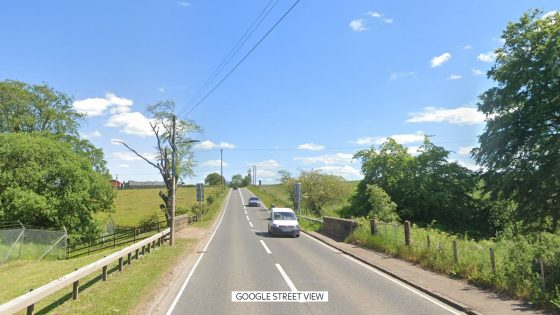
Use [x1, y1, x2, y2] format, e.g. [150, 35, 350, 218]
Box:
[170, 115, 177, 246]
[220, 149, 224, 192]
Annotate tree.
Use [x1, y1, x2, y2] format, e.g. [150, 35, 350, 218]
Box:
[116, 101, 200, 226]
[474, 10, 560, 232]
[205, 172, 225, 186]
[352, 138, 490, 235]
[0, 80, 83, 136]
[0, 79, 109, 174]
[0, 133, 114, 240]
[278, 169, 292, 184]
[289, 170, 348, 216]
[230, 174, 244, 187]
[365, 184, 399, 222]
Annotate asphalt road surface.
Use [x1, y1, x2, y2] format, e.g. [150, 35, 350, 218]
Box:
[166, 188, 464, 315]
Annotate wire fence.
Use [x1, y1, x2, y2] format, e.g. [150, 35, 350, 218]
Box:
[0, 221, 67, 263]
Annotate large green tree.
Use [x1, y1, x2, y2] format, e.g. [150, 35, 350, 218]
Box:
[205, 172, 225, 186]
[0, 79, 108, 174]
[474, 10, 560, 232]
[352, 138, 490, 235]
[287, 170, 348, 216]
[0, 133, 114, 240]
[117, 101, 200, 226]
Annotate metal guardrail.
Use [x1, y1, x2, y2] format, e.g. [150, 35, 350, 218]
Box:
[0, 228, 170, 315]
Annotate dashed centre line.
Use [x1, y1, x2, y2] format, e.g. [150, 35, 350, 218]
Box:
[275, 264, 298, 292]
[249, 221, 254, 228]
[260, 240, 272, 254]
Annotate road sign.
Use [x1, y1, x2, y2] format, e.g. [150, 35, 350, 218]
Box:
[196, 183, 204, 202]
[294, 183, 301, 212]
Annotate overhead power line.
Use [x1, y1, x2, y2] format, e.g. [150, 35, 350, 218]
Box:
[180, 0, 281, 117]
[180, 0, 302, 117]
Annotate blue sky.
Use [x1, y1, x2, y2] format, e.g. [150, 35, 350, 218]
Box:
[1, 1, 557, 184]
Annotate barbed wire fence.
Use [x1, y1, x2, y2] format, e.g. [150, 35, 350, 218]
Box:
[0, 221, 67, 263]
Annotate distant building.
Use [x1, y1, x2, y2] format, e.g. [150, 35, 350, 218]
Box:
[110, 180, 123, 189]
[127, 181, 166, 189]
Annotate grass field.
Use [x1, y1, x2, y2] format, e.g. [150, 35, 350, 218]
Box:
[97, 185, 224, 227]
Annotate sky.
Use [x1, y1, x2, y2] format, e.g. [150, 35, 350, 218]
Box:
[1, 1, 558, 185]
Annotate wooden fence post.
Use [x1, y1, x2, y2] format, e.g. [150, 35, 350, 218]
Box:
[370, 219, 378, 235]
[102, 265, 108, 281]
[72, 268, 79, 300]
[404, 221, 411, 246]
[489, 248, 496, 273]
[540, 257, 546, 291]
[113, 232, 116, 248]
[453, 240, 458, 263]
[118, 257, 123, 272]
[135, 248, 139, 260]
[26, 289, 34, 315]
[427, 235, 431, 249]
[127, 253, 132, 265]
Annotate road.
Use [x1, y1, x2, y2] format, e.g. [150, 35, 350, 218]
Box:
[166, 188, 463, 315]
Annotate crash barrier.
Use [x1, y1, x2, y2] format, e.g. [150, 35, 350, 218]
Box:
[0, 228, 170, 315]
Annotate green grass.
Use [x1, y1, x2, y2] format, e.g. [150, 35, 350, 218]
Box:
[1, 239, 195, 314]
[96, 185, 224, 227]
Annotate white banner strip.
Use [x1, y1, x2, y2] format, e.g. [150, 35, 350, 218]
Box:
[232, 291, 328, 303]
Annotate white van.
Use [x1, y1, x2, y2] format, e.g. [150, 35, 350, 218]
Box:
[267, 208, 300, 238]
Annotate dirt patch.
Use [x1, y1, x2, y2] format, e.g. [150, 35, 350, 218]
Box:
[176, 226, 208, 240]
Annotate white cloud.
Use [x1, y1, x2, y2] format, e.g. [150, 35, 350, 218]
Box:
[464, 44, 472, 50]
[158, 87, 165, 93]
[478, 51, 496, 62]
[349, 19, 368, 32]
[355, 131, 425, 146]
[542, 11, 558, 20]
[294, 153, 354, 165]
[297, 143, 325, 151]
[390, 71, 415, 80]
[458, 146, 475, 155]
[177, 1, 190, 7]
[73, 93, 133, 117]
[430, 52, 451, 68]
[194, 140, 235, 150]
[448, 74, 462, 80]
[407, 106, 486, 125]
[366, 11, 393, 24]
[247, 160, 280, 169]
[407, 146, 421, 155]
[109, 151, 157, 162]
[105, 112, 154, 137]
[201, 160, 227, 167]
[316, 165, 362, 179]
[453, 159, 479, 171]
[81, 130, 102, 139]
[118, 164, 130, 168]
[472, 69, 484, 76]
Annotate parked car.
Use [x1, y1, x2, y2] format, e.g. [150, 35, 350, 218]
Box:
[232, 186, 238, 190]
[248, 197, 260, 207]
[268, 208, 300, 237]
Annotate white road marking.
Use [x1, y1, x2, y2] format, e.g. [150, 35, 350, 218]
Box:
[249, 221, 254, 228]
[166, 190, 232, 315]
[302, 232, 341, 253]
[275, 264, 298, 292]
[260, 240, 272, 254]
[246, 215, 250, 221]
[244, 210, 247, 215]
[304, 233, 463, 315]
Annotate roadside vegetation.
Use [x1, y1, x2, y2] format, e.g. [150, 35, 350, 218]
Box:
[250, 10, 560, 310]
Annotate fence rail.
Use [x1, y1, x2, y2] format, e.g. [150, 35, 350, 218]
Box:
[0, 228, 170, 315]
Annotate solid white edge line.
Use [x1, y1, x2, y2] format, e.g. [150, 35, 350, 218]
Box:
[275, 264, 298, 292]
[301, 232, 340, 253]
[260, 240, 272, 254]
[340, 251, 463, 314]
[165, 190, 232, 315]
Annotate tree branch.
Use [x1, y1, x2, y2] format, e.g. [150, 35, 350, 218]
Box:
[115, 140, 161, 171]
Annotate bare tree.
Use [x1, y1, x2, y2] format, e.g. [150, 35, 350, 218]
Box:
[116, 101, 201, 226]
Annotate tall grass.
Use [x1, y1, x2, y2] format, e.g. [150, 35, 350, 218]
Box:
[347, 219, 560, 310]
